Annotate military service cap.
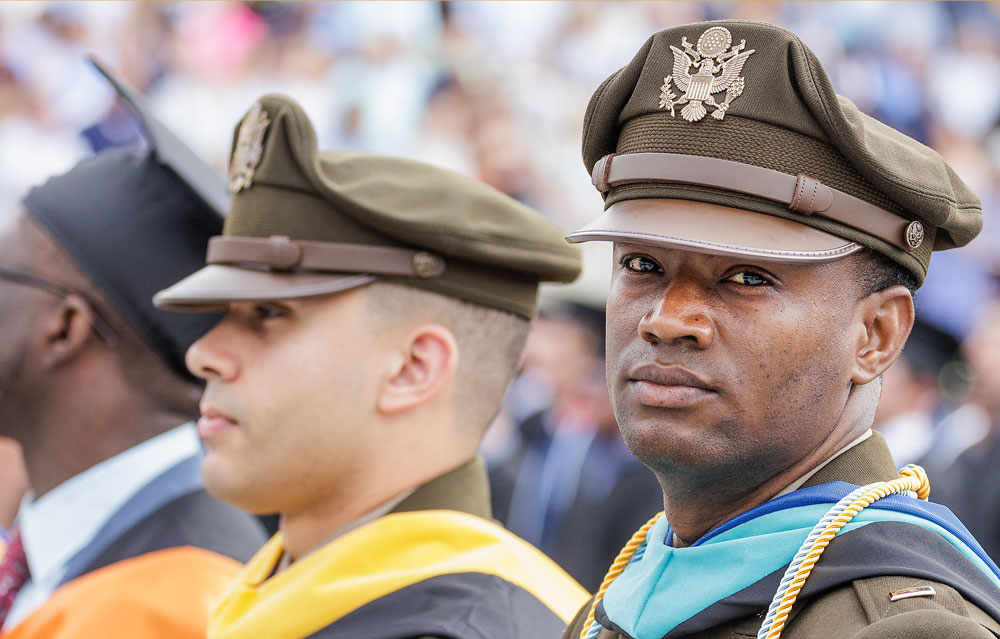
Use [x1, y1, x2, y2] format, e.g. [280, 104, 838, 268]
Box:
[568, 20, 982, 285]
[21, 59, 225, 378]
[154, 94, 582, 319]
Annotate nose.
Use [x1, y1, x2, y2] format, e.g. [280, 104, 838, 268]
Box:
[185, 321, 240, 381]
[638, 278, 715, 349]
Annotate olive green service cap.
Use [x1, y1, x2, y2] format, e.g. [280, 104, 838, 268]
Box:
[567, 20, 982, 284]
[153, 95, 581, 319]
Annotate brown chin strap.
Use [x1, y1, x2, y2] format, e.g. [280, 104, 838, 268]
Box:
[590, 152, 923, 253]
[206, 235, 447, 279]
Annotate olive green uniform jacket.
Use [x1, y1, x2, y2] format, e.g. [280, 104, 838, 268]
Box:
[562, 434, 1000, 639]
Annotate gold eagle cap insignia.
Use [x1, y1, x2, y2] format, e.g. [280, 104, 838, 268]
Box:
[658, 26, 755, 122]
[229, 101, 271, 193]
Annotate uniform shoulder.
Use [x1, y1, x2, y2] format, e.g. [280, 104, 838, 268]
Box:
[791, 575, 1000, 637]
[848, 609, 999, 638]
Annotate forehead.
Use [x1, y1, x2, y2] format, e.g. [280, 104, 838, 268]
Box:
[0, 209, 57, 269]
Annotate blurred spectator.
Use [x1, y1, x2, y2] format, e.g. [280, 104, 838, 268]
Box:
[489, 308, 662, 591]
[933, 300, 1000, 562]
[0, 66, 266, 636]
[873, 318, 961, 470]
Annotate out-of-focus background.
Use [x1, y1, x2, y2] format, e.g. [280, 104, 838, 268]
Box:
[3, 0, 1000, 587]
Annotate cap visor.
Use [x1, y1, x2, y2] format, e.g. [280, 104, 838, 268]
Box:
[566, 199, 861, 263]
[153, 264, 375, 311]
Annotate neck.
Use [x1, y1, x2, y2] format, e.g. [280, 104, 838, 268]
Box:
[662, 383, 877, 547]
[20, 364, 191, 498]
[279, 439, 474, 562]
[278, 485, 406, 563]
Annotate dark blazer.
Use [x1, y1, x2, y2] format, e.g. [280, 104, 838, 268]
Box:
[59, 452, 266, 584]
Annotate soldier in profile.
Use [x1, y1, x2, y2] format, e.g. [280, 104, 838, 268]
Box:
[154, 94, 589, 639]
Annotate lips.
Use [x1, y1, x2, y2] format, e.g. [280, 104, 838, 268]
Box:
[627, 364, 717, 408]
[629, 364, 714, 389]
[197, 403, 239, 439]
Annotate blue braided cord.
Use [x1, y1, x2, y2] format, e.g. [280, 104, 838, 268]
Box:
[584, 537, 652, 639]
[756, 483, 877, 638]
[631, 542, 648, 563]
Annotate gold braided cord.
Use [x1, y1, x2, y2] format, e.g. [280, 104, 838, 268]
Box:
[763, 466, 930, 639]
[579, 511, 663, 639]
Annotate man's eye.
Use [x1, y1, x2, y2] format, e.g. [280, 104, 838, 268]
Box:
[624, 256, 662, 273]
[727, 271, 769, 286]
[254, 304, 287, 320]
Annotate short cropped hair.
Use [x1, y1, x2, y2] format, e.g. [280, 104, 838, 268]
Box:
[852, 248, 918, 298]
[364, 281, 531, 435]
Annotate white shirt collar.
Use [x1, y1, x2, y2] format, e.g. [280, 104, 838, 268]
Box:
[10, 423, 201, 625]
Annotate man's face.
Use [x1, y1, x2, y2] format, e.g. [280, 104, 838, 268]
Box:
[0, 217, 49, 441]
[186, 287, 381, 515]
[606, 242, 863, 487]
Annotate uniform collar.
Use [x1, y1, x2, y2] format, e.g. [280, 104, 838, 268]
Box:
[801, 429, 899, 489]
[390, 457, 492, 520]
[776, 429, 874, 497]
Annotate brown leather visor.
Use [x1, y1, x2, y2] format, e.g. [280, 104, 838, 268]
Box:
[588, 152, 918, 253]
[152, 264, 377, 311]
[566, 199, 863, 263]
[153, 235, 447, 310]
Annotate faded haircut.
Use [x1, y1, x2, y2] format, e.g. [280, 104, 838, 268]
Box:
[852, 248, 918, 298]
[363, 281, 531, 434]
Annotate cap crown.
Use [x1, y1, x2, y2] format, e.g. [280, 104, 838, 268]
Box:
[221, 94, 582, 318]
[583, 20, 982, 283]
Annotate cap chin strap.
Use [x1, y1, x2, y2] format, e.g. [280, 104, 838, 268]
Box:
[206, 235, 446, 279]
[591, 152, 921, 253]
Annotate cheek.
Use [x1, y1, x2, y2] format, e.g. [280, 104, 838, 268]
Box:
[605, 282, 650, 351]
[746, 312, 855, 418]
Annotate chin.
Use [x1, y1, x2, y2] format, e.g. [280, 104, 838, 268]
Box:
[200, 458, 274, 514]
[620, 414, 747, 474]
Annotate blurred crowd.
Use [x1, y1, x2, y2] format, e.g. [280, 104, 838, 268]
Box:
[3, 0, 1000, 588]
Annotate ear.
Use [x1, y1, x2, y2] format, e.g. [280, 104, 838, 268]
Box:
[39, 293, 98, 369]
[377, 324, 458, 415]
[851, 285, 914, 385]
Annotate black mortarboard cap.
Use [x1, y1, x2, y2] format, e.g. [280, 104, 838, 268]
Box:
[21, 58, 226, 378]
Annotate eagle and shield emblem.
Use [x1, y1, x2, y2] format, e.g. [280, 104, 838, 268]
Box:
[659, 26, 755, 122]
[229, 101, 271, 194]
